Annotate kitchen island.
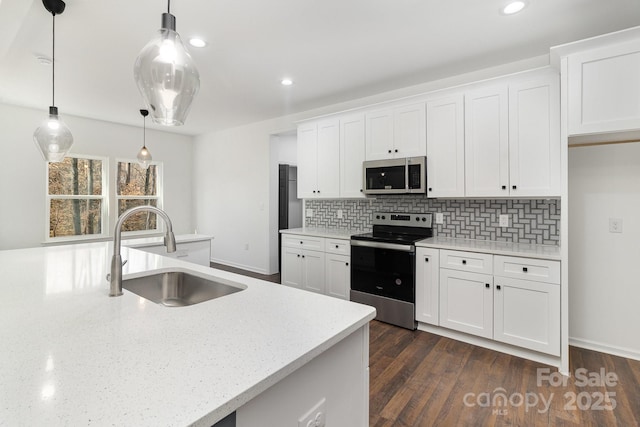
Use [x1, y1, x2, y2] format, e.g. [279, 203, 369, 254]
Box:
[0, 242, 375, 426]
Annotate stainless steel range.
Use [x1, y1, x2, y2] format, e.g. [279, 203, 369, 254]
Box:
[350, 212, 433, 330]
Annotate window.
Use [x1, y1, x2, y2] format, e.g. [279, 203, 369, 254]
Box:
[116, 161, 162, 233]
[47, 155, 108, 240]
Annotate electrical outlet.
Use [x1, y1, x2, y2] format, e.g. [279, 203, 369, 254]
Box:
[609, 218, 623, 233]
[337, 209, 343, 219]
[499, 214, 509, 227]
[435, 213, 444, 224]
[306, 209, 314, 218]
[298, 398, 326, 427]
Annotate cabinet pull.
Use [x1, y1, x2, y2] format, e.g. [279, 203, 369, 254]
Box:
[485, 283, 490, 289]
[388, 149, 392, 153]
[297, 254, 300, 257]
[313, 190, 316, 193]
[512, 185, 517, 190]
[501, 185, 507, 190]
[497, 285, 502, 290]
[523, 267, 528, 272]
[300, 241, 303, 244]
[428, 187, 432, 192]
[346, 262, 349, 266]
[462, 260, 467, 265]
[302, 255, 305, 258]
[425, 258, 429, 262]
[394, 149, 398, 153]
[335, 245, 339, 249]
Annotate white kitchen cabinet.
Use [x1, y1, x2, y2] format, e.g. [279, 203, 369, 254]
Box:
[494, 276, 560, 356]
[426, 94, 465, 198]
[508, 73, 561, 197]
[415, 247, 439, 325]
[281, 234, 350, 299]
[325, 253, 350, 300]
[567, 38, 640, 136]
[340, 113, 366, 198]
[365, 103, 426, 160]
[439, 269, 494, 339]
[464, 85, 510, 197]
[297, 119, 340, 198]
[134, 239, 211, 266]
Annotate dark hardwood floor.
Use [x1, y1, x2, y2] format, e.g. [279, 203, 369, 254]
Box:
[369, 320, 640, 427]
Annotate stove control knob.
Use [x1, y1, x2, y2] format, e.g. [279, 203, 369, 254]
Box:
[422, 217, 427, 222]
[415, 217, 420, 222]
[381, 215, 386, 220]
[376, 215, 380, 219]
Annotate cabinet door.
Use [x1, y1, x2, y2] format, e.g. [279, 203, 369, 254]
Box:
[302, 250, 326, 294]
[439, 269, 493, 339]
[494, 277, 560, 356]
[365, 109, 394, 160]
[415, 248, 440, 325]
[340, 113, 366, 198]
[281, 247, 303, 289]
[426, 95, 465, 197]
[297, 123, 318, 198]
[394, 103, 426, 158]
[509, 74, 561, 197]
[316, 119, 340, 198]
[464, 85, 509, 197]
[568, 39, 640, 136]
[325, 253, 350, 300]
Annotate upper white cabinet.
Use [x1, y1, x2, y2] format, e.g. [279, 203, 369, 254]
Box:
[464, 85, 510, 197]
[365, 103, 426, 160]
[340, 113, 366, 198]
[297, 119, 340, 198]
[567, 39, 640, 136]
[464, 70, 560, 197]
[508, 73, 561, 197]
[426, 94, 465, 198]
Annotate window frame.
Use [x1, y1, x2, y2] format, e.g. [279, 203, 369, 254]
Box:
[115, 158, 164, 238]
[45, 154, 110, 243]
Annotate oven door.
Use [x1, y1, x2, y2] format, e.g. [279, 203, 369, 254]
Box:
[350, 240, 415, 302]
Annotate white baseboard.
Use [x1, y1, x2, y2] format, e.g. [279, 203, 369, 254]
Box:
[569, 337, 640, 362]
[209, 258, 270, 276]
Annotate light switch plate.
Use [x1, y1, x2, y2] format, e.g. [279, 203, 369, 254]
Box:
[499, 214, 509, 227]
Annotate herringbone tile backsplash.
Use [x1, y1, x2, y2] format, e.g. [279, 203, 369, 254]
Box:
[304, 197, 560, 245]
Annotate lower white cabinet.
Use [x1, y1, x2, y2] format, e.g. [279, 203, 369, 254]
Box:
[134, 239, 211, 266]
[415, 247, 439, 325]
[281, 246, 326, 294]
[439, 269, 494, 339]
[417, 247, 561, 356]
[494, 276, 560, 356]
[325, 253, 350, 300]
[281, 234, 350, 299]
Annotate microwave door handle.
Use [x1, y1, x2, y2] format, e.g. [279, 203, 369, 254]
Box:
[404, 158, 409, 191]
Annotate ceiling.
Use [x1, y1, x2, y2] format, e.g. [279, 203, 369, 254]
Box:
[1, 0, 640, 136]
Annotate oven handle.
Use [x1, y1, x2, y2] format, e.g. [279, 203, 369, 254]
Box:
[350, 240, 415, 253]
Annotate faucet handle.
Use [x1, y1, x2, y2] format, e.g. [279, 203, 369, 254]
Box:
[106, 260, 128, 282]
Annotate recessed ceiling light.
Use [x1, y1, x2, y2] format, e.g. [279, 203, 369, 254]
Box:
[281, 78, 294, 86]
[501, 0, 528, 15]
[188, 38, 207, 48]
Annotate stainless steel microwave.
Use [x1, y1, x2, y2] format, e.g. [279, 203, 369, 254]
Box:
[363, 156, 427, 195]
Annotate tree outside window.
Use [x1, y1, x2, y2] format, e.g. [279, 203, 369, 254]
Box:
[47, 156, 107, 239]
[116, 161, 162, 233]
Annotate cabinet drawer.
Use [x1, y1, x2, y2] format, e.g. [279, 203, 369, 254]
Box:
[440, 250, 493, 274]
[325, 238, 350, 255]
[282, 234, 324, 251]
[494, 256, 560, 284]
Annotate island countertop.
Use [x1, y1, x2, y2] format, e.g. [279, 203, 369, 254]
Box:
[0, 242, 375, 426]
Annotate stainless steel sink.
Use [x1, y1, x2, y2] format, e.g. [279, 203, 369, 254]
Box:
[123, 271, 245, 307]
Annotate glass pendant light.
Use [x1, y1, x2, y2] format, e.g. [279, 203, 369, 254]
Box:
[137, 109, 152, 170]
[33, 0, 73, 163]
[134, 0, 200, 126]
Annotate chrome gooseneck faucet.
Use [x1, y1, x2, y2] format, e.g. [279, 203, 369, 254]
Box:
[109, 205, 177, 297]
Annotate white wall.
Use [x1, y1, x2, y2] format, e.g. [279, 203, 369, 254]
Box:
[568, 142, 640, 359]
[192, 56, 549, 275]
[0, 103, 194, 250]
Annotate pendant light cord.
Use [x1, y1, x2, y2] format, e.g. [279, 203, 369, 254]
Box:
[52, 13, 56, 107]
[167, 0, 171, 14]
[143, 114, 146, 148]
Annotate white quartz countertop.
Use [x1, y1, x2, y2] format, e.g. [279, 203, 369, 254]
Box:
[280, 227, 366, 240]
[122, 233, 213, 248]
[0, 242, 375, 426]
[416, 236, 561, 260]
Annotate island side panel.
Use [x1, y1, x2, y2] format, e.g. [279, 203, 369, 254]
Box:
[236, 323, 369, 427]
